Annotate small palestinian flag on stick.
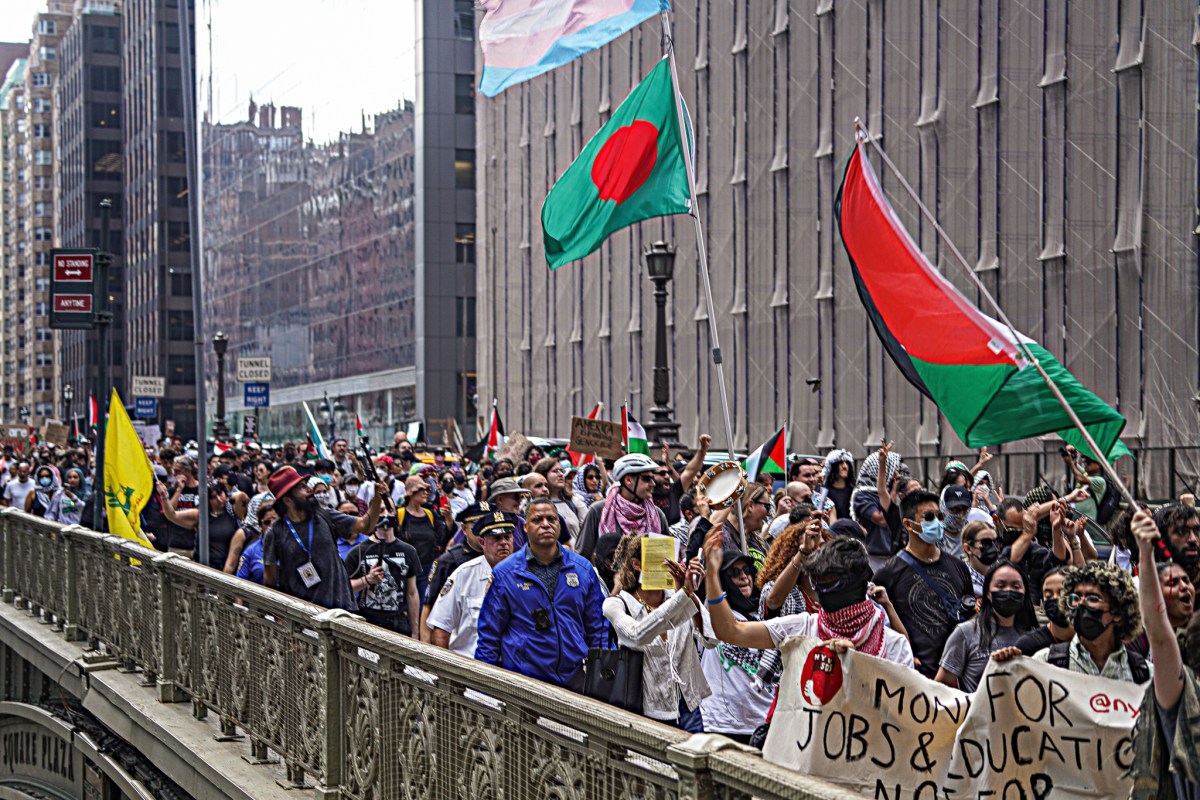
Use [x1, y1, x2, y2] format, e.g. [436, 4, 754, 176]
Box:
[744, 426, 787, 482]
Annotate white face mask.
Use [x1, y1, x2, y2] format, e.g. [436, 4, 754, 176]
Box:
[316, 492, 336, 509]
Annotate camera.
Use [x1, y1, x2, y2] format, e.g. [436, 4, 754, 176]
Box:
[533, 607, 551, 631]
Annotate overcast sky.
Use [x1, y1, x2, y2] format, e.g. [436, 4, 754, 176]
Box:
[2, 0, 419, 144]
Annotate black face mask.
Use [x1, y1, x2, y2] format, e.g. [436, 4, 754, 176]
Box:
[976, 541, 1002, 566]
[817, 584, 868, 613]
[1044, 600, 1070, 628]
[990, 590, 1024, 617]
[1073, 605, 1111, 642]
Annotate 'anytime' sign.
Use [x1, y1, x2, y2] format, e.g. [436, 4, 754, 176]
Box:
[763, 637, 1142, 799]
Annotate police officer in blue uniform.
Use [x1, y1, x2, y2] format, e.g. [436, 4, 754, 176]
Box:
[475, 497, 607, 689]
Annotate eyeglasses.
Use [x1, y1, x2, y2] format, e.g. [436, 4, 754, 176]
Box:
[1001, 526, 1021, 538]
[921, 511, 946, 522]
[1066, 592, 1109, 610]
[637, 474, 655, 483]
[726, 565, 754, 578]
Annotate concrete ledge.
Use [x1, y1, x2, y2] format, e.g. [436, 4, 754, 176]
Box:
[0, 601, 303, 800]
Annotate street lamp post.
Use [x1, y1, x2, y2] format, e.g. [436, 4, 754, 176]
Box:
[212, 332, 230, 443]
[643, 241, 682, 448]
[63, 384, 74, 433]
[320, 392, 346, 442]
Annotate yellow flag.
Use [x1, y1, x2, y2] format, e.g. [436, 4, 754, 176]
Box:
[103, 389, 154, 548]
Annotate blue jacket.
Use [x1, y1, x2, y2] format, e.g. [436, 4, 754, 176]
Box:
[475, 544, 607, 687]
[236, 537, 264, 584]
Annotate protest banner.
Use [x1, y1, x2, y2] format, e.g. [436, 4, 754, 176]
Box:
[568, 415, 624, 459]
[41, 422, 69, 448]
[763, 637, 1142, 799]
[763, 637, 968, 797]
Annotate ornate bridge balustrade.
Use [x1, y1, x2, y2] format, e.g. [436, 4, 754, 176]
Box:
[0, 508, 852, 800]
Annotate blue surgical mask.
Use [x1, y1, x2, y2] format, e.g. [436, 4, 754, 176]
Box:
[37, 477, 52, 488]
[317, 474, 333, 484]
[919, 519, 945, 545]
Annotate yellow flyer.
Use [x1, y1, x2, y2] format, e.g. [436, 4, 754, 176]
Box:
[639, 535, 678, 591]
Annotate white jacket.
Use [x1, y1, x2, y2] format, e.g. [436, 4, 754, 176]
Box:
[602, 589, 712, 721]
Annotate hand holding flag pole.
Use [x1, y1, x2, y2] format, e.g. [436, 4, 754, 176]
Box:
[853, 118, 1137, 510]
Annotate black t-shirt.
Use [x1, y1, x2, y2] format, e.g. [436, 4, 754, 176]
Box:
[826, 484, 853, 521]
[344, 537, 422, 616]
[198, 509, 240, 571]
[423, 540, 483, 607]
[263, 510, 358, 611]
[1002, 540, 1068, 595]
[852, 490, 902, 556]
[873, 551, 975, 678]
[164, 485, 200, 551]
[397, 506, 449, 568]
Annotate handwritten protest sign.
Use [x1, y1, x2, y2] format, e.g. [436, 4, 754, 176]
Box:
[41, 422, 69, 448]
[764, 637, 968, 797]
[763, 637, 1143, 799]
[495, 432, 531, 463]
[568, 416, 624, 459]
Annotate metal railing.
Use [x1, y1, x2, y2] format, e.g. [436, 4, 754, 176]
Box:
[0, 509, 854, 800]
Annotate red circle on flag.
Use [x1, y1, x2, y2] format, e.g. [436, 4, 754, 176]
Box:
[591, 120, 659, 204]
[799, 644, 844, 706]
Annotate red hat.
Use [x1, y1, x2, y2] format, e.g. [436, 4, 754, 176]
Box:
[267, 466, 306, 506]
[376, 455, 394, 467]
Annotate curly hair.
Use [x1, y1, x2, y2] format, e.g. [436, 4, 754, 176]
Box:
[610, 534, 644, 595]
[758, 524, 805, 589]
[1154, 502, 1199, 539]
[1058, 560, 1142, 644]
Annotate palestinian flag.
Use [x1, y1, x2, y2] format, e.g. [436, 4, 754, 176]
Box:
[213, 441, 233, 454]
[835, 142, 1129, 462]
[88, 395, 99, 430]
[744, 426, 787, 482]
[622, 406, 650, 455]
[542, 57, 691, 269]
[464, 401, 506, 463]
[567, 402, 603, 466]
[304, 433, 319, 463]
[355, 414, 365, 440]
[27, 430, 39, 453]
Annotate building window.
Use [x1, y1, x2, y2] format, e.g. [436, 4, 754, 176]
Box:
[456, 297, 476, 337]
[35, 403, 52, 417]
[90, 138, 121, 174]
[455, 223, 476, 263]
[31, 73, 49, 87]
[35, 328, 51, 342]
[32, 98, 51, 113]
[34, 227, 52, 241]
[168, 311, 192, 340]
[170, 272, 192, 296]
[167, 176, 188, 207]
[454, 149, 475, 190]
[90, 102, 120, 128]
[34, 252, 49, 266]
[455, 74, 475, 115]
[167, 220, 190, 251]
[89, 65, 120, 92]
[38, 46, 56, 61]
[34, 277, 49, 292]
[33, 176, 49, 190]
[168, 355, 194, 385]
[89, 25, 119, 54]
[454, 0, 474, 40]
[37, 19, 56, 35]
[34, 302, 48, 316]
[32, 123, 51, 139]
[34, 150, 52, 165]
[15, 119, 25, 134]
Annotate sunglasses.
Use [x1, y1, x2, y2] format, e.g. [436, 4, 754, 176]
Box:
[921, 511, 946, 522]
[726, 565, 754, 578]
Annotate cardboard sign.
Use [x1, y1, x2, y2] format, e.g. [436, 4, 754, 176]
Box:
[495, 431, 532, 463]
[568, 415, 624, 459]
[764, 637, 1142, 799]
[41, 422, 69, 448]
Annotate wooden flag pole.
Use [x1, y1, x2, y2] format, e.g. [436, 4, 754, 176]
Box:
[855, 120, 1138, 509]
[661, 11, 747, 552]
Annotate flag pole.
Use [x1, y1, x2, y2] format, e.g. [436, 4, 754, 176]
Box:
[855, 120, 1137, 509]
[661, 11, 747, 552]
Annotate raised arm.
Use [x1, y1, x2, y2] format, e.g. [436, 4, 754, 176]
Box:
[351, 480, 388, 536]
[679, 434, 712, 493]
[701, 527, 773, 650]
[877, 440, 895, 512]
[1133, 509, 1183, 707]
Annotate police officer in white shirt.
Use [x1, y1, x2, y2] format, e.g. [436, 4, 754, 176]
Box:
[428, 511, 516, 657]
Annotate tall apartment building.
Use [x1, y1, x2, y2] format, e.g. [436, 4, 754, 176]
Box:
[56, 1, 126, 428]
[0, 2, 72, 428]
[0, 59, 26, 428]
[122, 0, 196, 437]
[477, 1, 1200, 490]
[203, 102, 420, 442]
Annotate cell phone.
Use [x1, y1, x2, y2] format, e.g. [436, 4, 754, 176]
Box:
[813, 486, 829, 510]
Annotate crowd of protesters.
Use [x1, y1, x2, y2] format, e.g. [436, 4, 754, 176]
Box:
[6, 431, 1200, 792]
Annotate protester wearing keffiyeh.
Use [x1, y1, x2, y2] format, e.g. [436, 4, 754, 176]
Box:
[598, 481, 663, 536]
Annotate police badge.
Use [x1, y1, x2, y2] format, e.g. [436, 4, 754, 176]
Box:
[565, 572, 579, 588]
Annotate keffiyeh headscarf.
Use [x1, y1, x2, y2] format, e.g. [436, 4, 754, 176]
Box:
[572, 464, 602, 506]
[854, 450, 901, 491]
[598, 482, 663, 535]
[32, 465, 60, 511]
[243, 491, 274, 537]
[822, 449, 855, 482]
[817, 599, 886, 657]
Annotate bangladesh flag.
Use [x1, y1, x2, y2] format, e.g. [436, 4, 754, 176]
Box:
[542, 57, 691, 269]
[836, 143, 1130, 462]
[744, 426, 787, 482]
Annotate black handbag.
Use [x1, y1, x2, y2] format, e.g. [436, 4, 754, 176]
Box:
[584, 596, 645, 714]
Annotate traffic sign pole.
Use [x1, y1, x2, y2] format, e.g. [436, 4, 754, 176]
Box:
[93, 200, 113, 534]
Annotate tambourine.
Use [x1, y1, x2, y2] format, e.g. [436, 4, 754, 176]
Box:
[697, 461, 748, 510]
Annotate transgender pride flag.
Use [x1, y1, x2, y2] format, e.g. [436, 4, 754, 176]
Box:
[478, 0, 668, 97]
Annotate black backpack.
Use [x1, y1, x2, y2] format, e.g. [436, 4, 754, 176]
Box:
[1094, 477, 1120, 525]
[1046, 641, 1149, 684]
